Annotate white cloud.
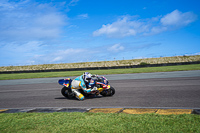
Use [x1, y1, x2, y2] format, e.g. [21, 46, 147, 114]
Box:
[0, 0, 67, 42]
[143, 7, 147, 10]
[17, 47, 86, 65]
[0, 41, 43, 53]
[149, 26, 168, 35]
[51, 48, 85, 62]
[66, 0, 79, 11]
[0, 0, 15, 9]
[35, 13, 66, 27]
[161, 10, 197, 26]
[193, 52, 200, 55]
[77, 14, 89, 19]
[93, 10, 197, 38]
[68, 0, 79, 6]
[107, 43, 124, 52]
[93, 16, 146, 38]
[0, 41, 46, 65]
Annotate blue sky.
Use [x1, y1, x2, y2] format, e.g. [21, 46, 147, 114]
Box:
[0, 0, 200, 66]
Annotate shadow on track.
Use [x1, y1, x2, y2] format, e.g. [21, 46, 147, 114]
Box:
[54, 95, 103, 100]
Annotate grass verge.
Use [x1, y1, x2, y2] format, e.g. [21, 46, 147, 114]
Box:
[0, 64, 200, 80]
[0, 112, 200, 133]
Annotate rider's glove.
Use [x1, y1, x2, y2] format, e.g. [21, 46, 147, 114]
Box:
[91, 87, 97, 91]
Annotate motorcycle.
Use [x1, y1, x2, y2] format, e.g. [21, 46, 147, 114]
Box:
[58, 75, 115, 99]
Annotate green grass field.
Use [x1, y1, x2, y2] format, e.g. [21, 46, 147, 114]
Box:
[0, 112, 200, 133]
[0, 64, 200, 80]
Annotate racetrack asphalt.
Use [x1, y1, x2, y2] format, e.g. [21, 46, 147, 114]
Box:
[0, 70, 200, 110]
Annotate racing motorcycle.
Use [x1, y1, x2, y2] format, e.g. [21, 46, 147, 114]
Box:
[58, 75, 115, 99]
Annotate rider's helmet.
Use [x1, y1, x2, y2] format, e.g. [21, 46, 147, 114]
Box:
[83, 72, 92, 83]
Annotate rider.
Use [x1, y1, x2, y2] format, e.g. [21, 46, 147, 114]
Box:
[71, 72, 97, 100]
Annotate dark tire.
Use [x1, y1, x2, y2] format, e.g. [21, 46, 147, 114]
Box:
[100, 86, 115, 97]
[61, 87, 74, 99]
[109, 86, 115, 96]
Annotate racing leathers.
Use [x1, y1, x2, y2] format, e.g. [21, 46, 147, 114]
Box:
[71, 75, 96, 100]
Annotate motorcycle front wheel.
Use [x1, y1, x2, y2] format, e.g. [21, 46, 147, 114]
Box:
[100, 86, 115, 97]
[61, 87, 74, 99]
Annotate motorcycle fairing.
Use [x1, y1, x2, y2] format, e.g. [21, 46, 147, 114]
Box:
[58, 78, 72, 87]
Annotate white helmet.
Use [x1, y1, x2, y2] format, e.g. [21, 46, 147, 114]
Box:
[83, 72, 92, 83]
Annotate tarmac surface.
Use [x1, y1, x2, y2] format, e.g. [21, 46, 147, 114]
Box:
[0, 70, 200, 114]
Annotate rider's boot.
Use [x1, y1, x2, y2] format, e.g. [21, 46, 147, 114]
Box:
[72, 89, 85, 100]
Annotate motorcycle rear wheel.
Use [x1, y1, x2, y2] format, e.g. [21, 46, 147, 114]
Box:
[61, 87, 74, 99]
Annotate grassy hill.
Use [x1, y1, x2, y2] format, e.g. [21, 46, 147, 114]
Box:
[1, 55, 200, 72]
